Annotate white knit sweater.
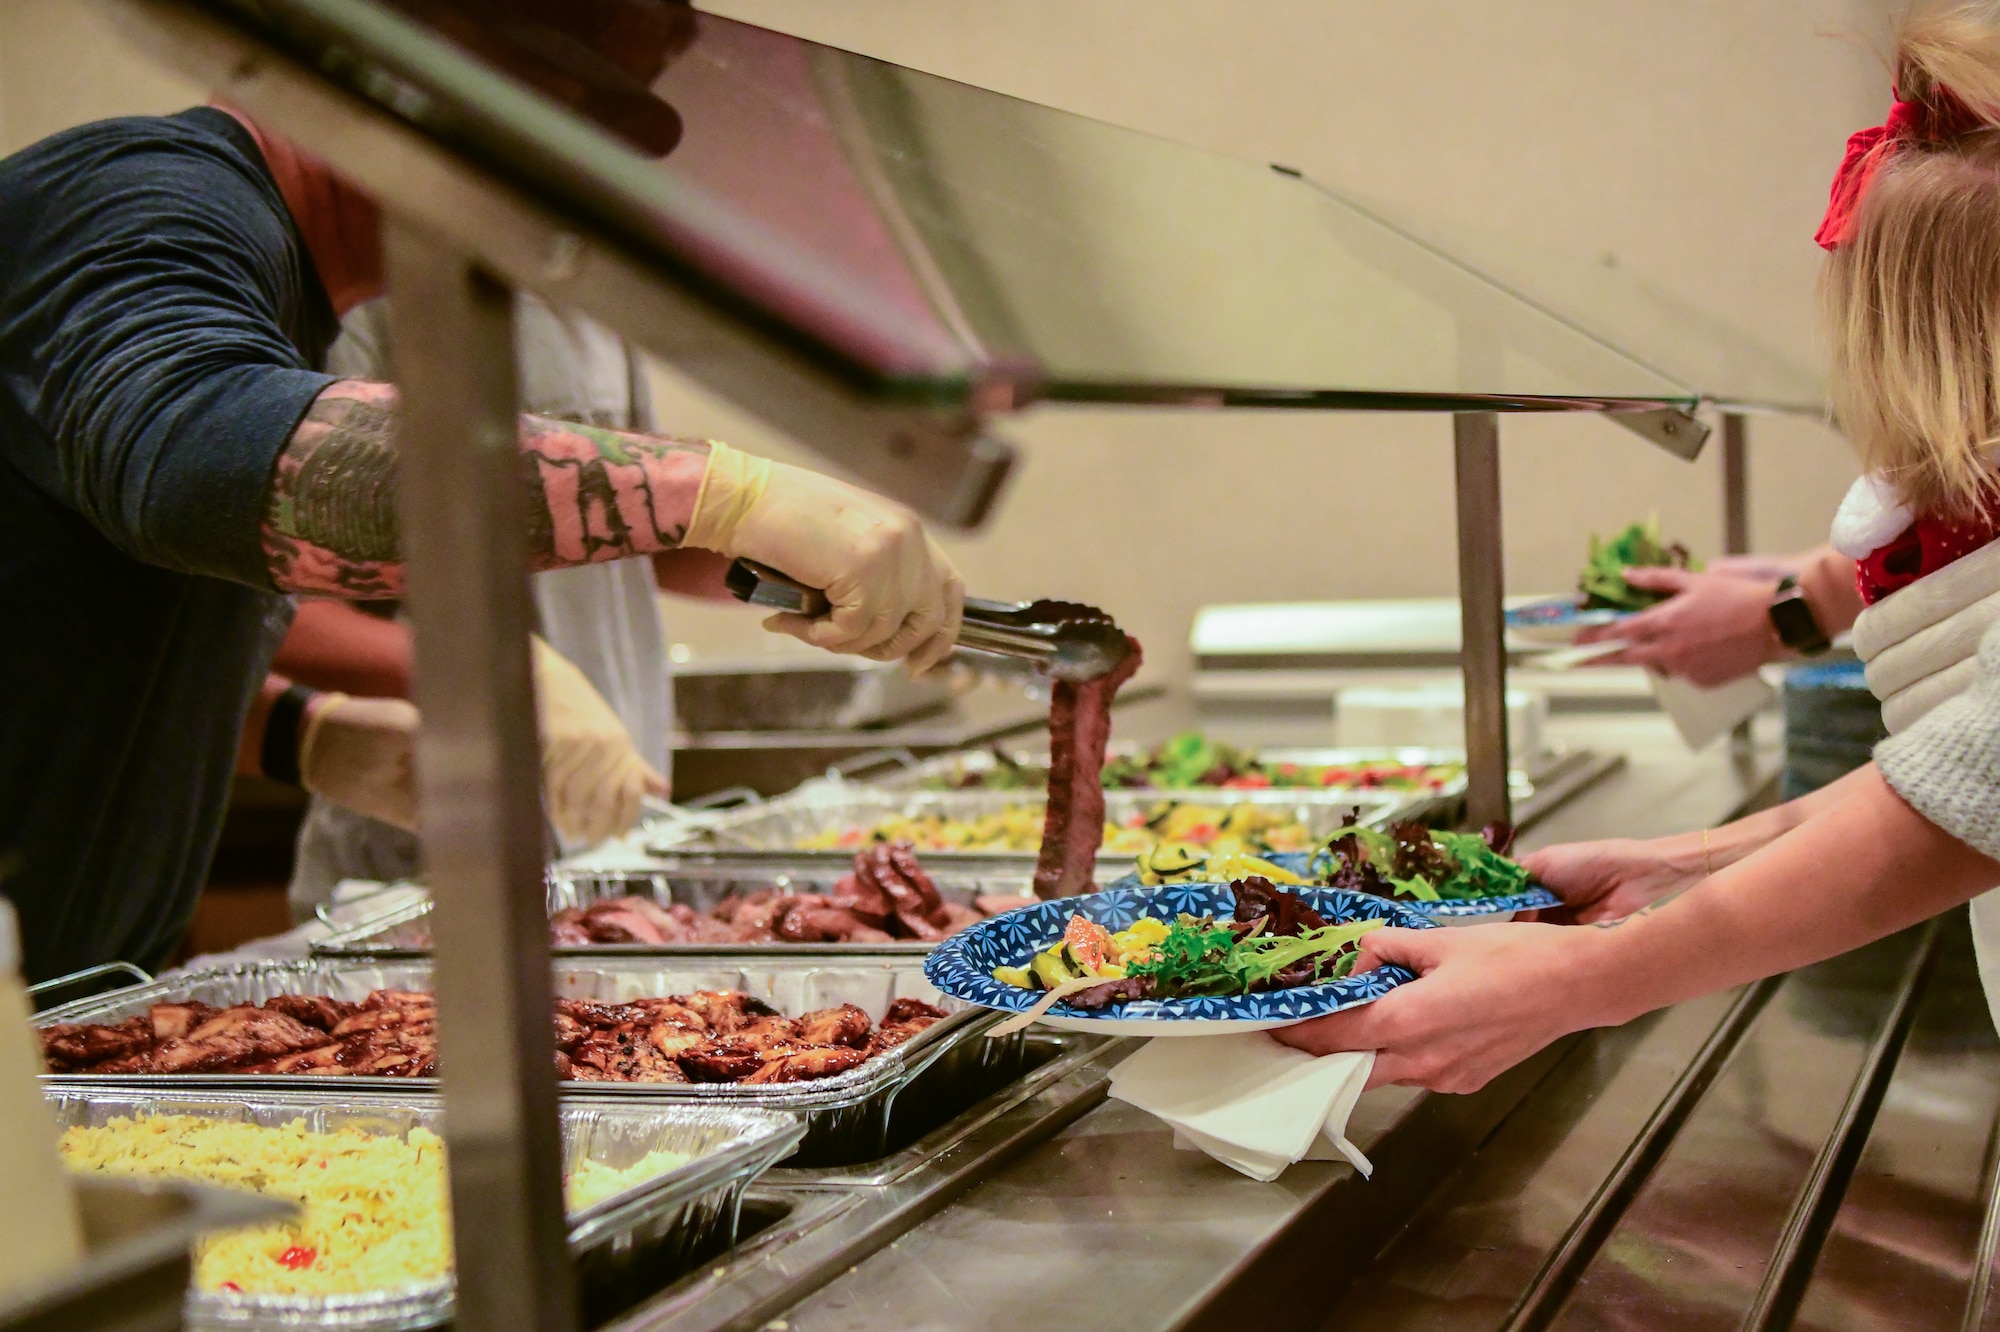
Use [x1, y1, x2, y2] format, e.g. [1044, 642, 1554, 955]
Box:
[1877, 618, 2000, 861]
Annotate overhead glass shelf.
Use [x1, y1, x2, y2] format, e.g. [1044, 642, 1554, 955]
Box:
[195, 0, 1700, 415]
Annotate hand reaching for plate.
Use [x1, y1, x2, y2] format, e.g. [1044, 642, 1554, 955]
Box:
[1272, 922, 1608, 1093]
[1515, 838, 1705, 925]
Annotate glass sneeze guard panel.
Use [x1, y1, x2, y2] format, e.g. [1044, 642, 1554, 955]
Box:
[198, 0, 1700, 413]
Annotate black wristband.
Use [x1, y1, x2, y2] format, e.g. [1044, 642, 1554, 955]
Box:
[261, 685, 319, 786]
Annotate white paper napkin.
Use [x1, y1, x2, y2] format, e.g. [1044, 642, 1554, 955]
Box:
[1648, 668, 1775, 750]
[1106, 1033, 1375, 1183]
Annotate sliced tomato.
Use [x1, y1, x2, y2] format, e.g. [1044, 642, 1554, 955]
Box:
[277, 1246, 318, 1270]
[1063, 914, 1114, 971]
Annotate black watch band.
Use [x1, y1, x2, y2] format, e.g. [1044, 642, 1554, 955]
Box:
[1769, 575, 1831, 656]
[260, 685, 319, 786]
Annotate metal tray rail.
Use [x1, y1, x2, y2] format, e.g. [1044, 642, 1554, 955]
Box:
[35, 954, 1024, 1169]
[644, 784, 1411, 866]
[42, 1087, 802, 1332]
[313, 863, 1040, 959]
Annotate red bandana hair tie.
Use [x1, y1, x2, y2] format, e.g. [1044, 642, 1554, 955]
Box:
[1816, 84, 1987, 250]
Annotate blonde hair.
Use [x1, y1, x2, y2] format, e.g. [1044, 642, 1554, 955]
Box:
[1825, 3, 2000, 519]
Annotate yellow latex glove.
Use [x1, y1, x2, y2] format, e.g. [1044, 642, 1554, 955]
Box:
[299, 694, 421, 831]
[532, 636, 666, 846]
[684, 441, 964, 675]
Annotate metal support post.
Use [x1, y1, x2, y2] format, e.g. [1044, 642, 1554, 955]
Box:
[1723, 412, 1755, 763]
[1722, 412, 1750, 557]
[384, 221, 577, 1332]
[1454, 412, 1511, 827]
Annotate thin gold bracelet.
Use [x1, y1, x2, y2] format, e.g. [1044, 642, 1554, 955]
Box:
[1701, 827, 1713, 878]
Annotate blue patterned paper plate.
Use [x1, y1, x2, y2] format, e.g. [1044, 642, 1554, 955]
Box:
[1506, 595, 1626, 645]
[1104, 855, 1560, 924]
[1277, 851, 1561, 922]
[923, 883, 1436, 1036]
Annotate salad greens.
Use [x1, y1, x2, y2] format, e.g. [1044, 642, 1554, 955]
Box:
[1579, 517, 1697, 612]
[1126, 915, 1381, 995]
[1320, 821, 1533, 902]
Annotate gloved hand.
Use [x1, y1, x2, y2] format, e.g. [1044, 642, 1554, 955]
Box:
[683, 441, 964, 675]
[532, 636, 667, 846]
[299, 694, 422, 831]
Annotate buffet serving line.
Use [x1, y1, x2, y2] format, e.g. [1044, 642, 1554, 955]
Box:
[18, 1, 1942, 1329]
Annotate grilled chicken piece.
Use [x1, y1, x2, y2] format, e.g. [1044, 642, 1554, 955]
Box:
[882, 998, 947, 1026]
[794, 1004, 871, 1049]
[579, 902, 669, 945]
[676, 1040, 766, 1082]
[743, 1045, 869, 1084]
[551, 910, 594, 946]
[41, 1015, 154, 1071]
[330, 1004, 434, 1037]
[247, 1044, 347, 1074]
[570, 1032, 688, 1082]
[619, 997, 710, 1031]
[676, 990, 777, 1035]
[937, 902, 985, 936]
[733, 1015, 800, 1043]
[364, 989, 434, 1012]
[149, 1001, 222, 1042]
[617, 896, 684, 937]
[646, 1023, 707, 1058]
[973, 894, 1036, 918]
[339, 1031, 437, 1076]
[150, 1008, 326, 1073]
[553, 997, 640, 1030]
[828, 869, 894, 930]
[261, 995, 354, 1033]
[552, 1010, 590, 1051]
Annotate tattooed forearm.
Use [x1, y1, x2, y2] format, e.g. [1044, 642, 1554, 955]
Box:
[261, 380, 713, 595]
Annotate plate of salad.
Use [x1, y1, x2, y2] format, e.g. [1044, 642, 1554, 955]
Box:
[924, 879, 1435, 1035]
[1507, 518, 1700, 644]
[1119, 820, 1559, 924]
[1308, 819, 1560, 923]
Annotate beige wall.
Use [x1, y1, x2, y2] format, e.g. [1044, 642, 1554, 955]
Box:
[2, 1, 1891, 683]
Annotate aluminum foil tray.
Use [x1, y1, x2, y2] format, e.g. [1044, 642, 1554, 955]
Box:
[43, 1087, 802, 1332]
[36, 954, 1025, 1169]
[313, 864, 1038, 959]
[645, 785, 1408, 867]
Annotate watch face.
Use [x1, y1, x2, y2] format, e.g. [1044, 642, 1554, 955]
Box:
[1770, 592, 1827, 652]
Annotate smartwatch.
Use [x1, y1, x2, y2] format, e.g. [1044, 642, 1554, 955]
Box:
[1768, 576, 1831, 656]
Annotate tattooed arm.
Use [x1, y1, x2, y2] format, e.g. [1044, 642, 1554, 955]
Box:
[1274, 767, 1998, 1091]
[260, 379, 711, 595]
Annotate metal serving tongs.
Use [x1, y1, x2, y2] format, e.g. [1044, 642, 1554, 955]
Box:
[724, 558, 1132, 683]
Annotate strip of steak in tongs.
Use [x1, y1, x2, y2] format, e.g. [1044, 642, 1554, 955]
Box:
[1032, 636, 1144, 899]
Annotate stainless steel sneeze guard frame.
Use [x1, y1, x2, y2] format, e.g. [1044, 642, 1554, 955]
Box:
[42, 1089, 803, 1332]
[88, 3, 1723, 1324]
[34, 954, 1028, 1169]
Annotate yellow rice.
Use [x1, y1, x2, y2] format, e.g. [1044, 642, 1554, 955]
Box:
[59, 1115, 692, 1296]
